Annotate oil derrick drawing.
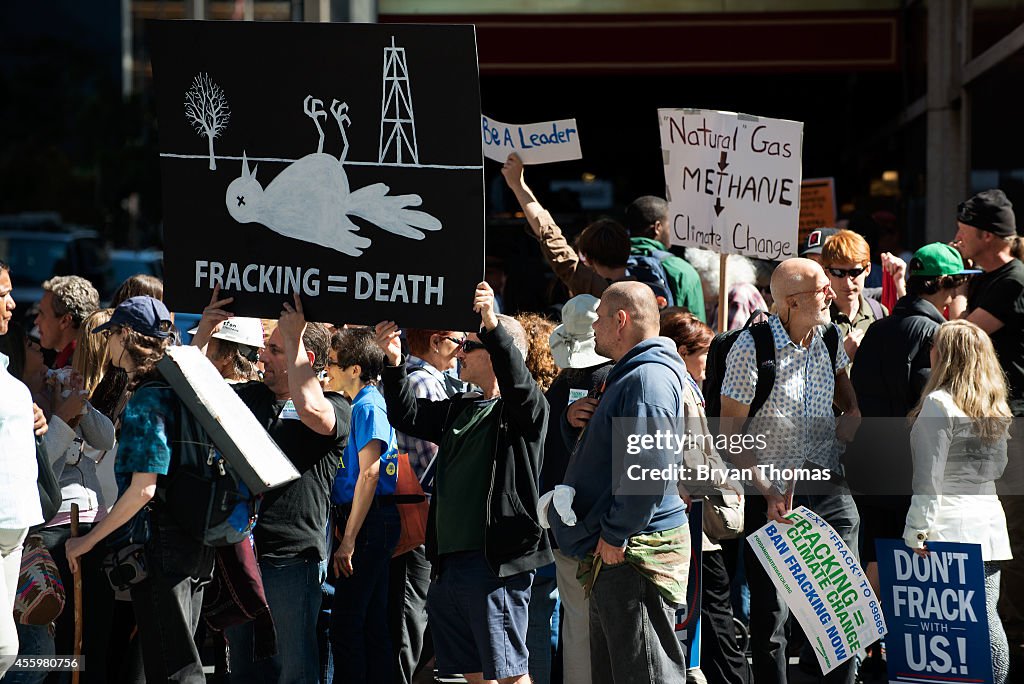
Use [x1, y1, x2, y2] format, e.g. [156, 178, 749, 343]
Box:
[378, 36, 420, 165]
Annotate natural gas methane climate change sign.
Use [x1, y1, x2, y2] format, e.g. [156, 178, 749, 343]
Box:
[481, 115, 582, 165]
[876, 540, 994, 684]
[748, 506, 886, 674]
[148, 20, 484, 329]
[659, 109, 804, 261]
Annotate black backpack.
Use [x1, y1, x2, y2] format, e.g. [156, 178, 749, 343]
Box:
[144, 381, 259, 547]
[703, 313, 840, 419]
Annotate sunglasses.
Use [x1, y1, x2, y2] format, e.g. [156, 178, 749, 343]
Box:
[826, 266, 867, 279]
[100, 327, 122, 339]
[443, 335, 467, 348]
[461, 340, 487, 353]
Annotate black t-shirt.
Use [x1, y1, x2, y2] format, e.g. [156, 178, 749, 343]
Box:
[233, 381, 351, 560]
[968, 258, 1024, 414]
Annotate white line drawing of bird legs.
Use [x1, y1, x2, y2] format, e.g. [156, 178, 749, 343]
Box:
[330, 100, 351, 162]
[224, 97, 442, 257]
[304, 95, 328, 153]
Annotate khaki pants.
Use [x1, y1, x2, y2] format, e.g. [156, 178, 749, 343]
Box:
[553, 548, 591, 684]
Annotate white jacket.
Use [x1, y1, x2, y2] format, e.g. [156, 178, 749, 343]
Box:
[41, 403, 115, 523]
[904, 390, 1011, 561]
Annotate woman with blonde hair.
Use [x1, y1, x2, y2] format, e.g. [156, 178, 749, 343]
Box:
[906, 319, 1012, 683]
[73, 309, 113, 396]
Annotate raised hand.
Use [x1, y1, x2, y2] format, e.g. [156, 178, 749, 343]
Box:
[374, 321, 403, 367]
[193, 285, 235, 349]
[880, 252, 906, 282]
[501, 153, 525, 190]
[278, 292, 307, 348]
[473, 281, 498, 331]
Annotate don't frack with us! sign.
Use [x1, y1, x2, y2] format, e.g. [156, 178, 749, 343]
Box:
[659, 109, 803, 261]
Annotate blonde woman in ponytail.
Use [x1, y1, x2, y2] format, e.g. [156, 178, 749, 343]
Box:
[906, 319, 1012, 683]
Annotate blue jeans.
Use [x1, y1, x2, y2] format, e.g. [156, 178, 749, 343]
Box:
[4, 625, 53, 684]
[526, 569, 559, 684]
[227, 555, 325, 684]
[318, 557, 333, 684]
[329, 504, 400, 684]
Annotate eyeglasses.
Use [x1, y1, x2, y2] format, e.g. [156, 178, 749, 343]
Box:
[461, 340, 487, 353]
[443, 336, 467, 348]
[326, 359, 343, 368]
[826, 266, 867, 279]
[790, 283, 833, 299]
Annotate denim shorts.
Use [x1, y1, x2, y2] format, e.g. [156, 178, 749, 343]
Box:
[427, 551, 533, 680]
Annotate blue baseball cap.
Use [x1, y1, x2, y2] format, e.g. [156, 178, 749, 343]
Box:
[92, 296, 173, 338]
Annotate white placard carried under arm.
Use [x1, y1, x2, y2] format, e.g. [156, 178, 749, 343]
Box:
[482, 115, 582, 165]
[659, 109, 803, 261]
[159, 345, 300, 495]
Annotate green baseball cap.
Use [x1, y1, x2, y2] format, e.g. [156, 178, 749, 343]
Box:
[909, 243, 982, 277]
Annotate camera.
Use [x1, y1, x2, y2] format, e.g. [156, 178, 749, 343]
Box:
[102, 544, 149, 591]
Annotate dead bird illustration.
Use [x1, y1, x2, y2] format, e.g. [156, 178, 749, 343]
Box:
[225, 96, 441, 257]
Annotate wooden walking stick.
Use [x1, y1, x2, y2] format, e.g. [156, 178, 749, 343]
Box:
[70, 503, 83, 684]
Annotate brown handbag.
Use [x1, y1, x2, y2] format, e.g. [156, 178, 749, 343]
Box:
[392, 452, 429, 557]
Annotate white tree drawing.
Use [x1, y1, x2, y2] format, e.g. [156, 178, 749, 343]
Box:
[184, 73, 230, 170]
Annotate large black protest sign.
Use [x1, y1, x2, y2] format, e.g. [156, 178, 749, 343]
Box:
[149, 20, 483, 329]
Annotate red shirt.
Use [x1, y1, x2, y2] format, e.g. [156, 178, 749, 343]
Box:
[53, 340, 76, 369]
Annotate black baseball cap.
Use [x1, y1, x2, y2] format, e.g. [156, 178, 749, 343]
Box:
[92, 296, 173, 338]
[957, 189, 1017, 237]
[799, 228, 840, 257]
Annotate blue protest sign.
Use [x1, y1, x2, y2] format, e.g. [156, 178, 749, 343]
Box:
[876, 539, 993, 684]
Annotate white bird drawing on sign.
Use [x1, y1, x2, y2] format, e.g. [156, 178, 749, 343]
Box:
[225, 96, 441, 257]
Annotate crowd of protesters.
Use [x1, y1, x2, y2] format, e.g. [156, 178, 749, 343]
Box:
[0, 174, 1022, 684]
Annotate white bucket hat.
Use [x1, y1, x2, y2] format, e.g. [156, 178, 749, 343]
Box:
[189, 317, 265, 348]
[549, 295, 611, 370]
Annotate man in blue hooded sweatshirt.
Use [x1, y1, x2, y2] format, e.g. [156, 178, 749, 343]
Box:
[550, 281, 690, 684]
